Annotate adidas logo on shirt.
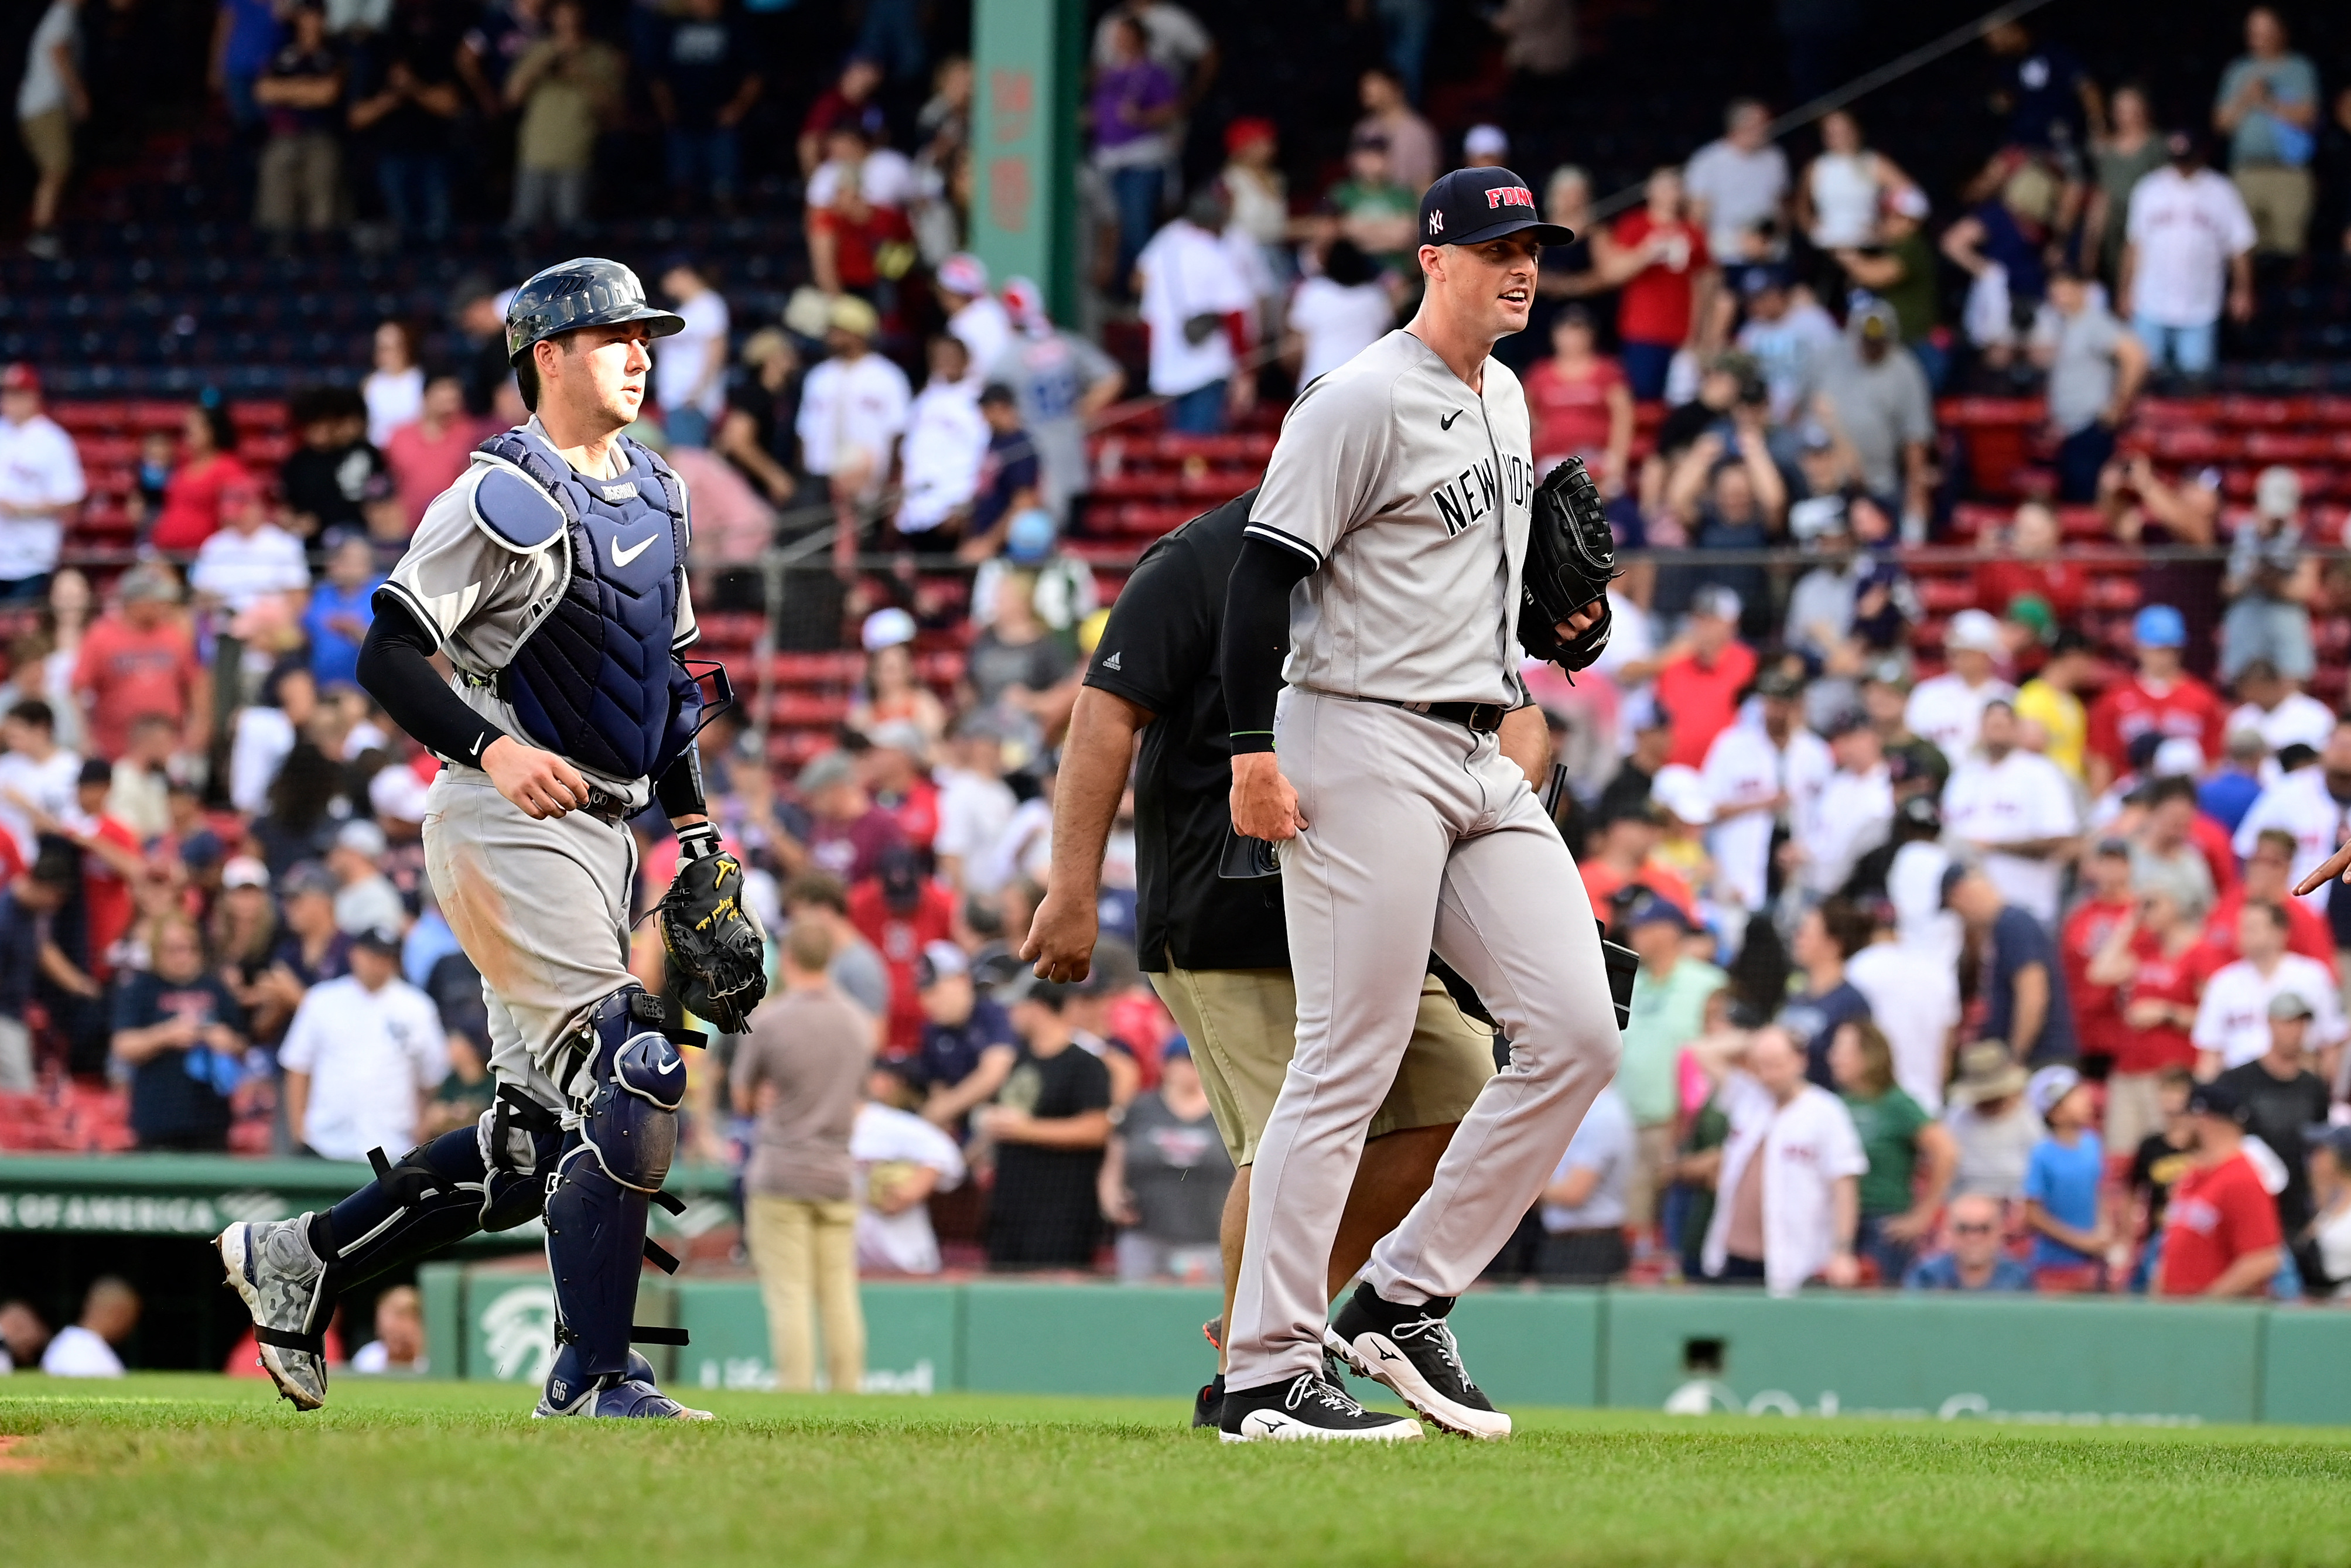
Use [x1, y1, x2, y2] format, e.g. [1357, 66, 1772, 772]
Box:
[1102, 651, 1123, 671]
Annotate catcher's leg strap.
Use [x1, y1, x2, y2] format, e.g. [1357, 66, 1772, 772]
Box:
[310, 1107, 558, 1294]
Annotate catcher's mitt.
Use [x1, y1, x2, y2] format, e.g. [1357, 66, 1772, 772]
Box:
[1519, 456, 1619, 671]
[658, 824, 768, 1034]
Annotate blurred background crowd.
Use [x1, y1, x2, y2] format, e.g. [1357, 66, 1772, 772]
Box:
[9, 0, 2351, 1383]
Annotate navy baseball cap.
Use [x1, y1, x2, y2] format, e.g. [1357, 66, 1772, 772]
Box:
[1416, 167, 1574, 250]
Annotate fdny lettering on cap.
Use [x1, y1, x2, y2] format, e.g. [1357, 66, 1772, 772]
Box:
[1484, 186, 1535, 210]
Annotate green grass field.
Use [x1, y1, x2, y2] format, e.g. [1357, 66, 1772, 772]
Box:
[5, 1375, 2351, 1567]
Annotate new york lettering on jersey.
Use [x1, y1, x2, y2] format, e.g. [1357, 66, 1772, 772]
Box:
[1430, 452, 1533, 538]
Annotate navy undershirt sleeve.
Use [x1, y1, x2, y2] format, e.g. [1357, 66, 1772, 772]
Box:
[1218, 535, 1314, 755]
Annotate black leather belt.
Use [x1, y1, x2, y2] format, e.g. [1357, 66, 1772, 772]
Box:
[1365, 698, 1511, 733]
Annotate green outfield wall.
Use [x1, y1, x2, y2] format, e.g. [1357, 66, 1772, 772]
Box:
[419, 1265, 2351, 1426]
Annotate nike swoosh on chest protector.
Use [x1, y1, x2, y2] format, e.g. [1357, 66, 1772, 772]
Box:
[611, 531, 657, 567]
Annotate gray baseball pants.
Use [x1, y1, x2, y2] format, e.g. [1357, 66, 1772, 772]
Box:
[422, 767, 641, 1116]
[1224, 690, 1622, 1389]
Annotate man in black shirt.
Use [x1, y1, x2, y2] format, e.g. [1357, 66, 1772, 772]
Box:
[280, 388, 396, 542]
[974, 975, 1113, 1268]
[2216, 993, 2334, 1236]
[348, 2, 466, 240]
[1020, 489, 1539, 1420]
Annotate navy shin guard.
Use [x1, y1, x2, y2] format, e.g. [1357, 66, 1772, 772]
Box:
[543, 991, 686, 1390]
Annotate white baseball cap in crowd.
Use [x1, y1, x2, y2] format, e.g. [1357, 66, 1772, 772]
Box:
[336, 818, 388, 859]
[1690, 584, 1742, 624]
[1650, 764, 1715, 826]
[368, 764, 433, 824]
[1944, 607, 2005, 656]
[866, 719, 930, 760]
[221, 855, 271, 891]
[1464, 124, 1509, 158]
[862, 607, 917, 651]
[2256, 464, 2302, 520]
[936, 252, 990, 298]
[2152, 736, 2206, 779]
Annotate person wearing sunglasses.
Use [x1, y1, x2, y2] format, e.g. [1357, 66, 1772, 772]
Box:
[1901, 1192, 2032, 1291]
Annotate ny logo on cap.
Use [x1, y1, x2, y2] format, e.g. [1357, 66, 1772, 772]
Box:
[1427, 210, 1444, 235]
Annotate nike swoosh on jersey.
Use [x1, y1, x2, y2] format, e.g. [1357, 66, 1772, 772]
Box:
[1440, 409, 1464, 430]
[611, 531, 657, 568]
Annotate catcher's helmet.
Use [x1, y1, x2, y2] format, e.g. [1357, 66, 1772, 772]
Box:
[504, 257, 685, 365]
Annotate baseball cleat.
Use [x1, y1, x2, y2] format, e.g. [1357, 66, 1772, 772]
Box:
[1325, 1283, 1511, 1440]
[217, 1217, 330, 1411]
[1192, 1374, 1226, 1429]
[535, 1352, 712, 1420]
[1218, 1371, 1423, 1443]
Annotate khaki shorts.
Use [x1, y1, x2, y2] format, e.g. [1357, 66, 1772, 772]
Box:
[19, 110, 71, 180]
[2232, 165, 2312, 256]
[1150, 965, 1495, 1166]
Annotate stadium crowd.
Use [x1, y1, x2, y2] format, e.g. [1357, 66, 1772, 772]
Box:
[15, 0, 2351, 1383]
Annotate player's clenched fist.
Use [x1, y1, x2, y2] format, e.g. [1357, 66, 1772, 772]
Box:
[1229, 750, 1308, 842]
[481, 734, 592, 819]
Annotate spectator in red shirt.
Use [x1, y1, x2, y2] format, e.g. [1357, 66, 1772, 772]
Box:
[2206, 828, 2335, 964]
[146, 402, 250, 554]
[1974, 501, 2089, 620]
[795, 749, 906, 887]
[2085, 604, 2226, 795]
[71, 564, 207, 761]
[60, 759, 142, 981]
[806, 124, 915, 299]
[859, 721, 941, 852]
[1654, 585, 1757, 768]
[1594, 165, 1714, 400]
[2089, 874, 2217, 1159]
[381, 375, 479, 530]
[2157, 1077, 2284, 1297]
[2060, 839, 2136, 1070]
[848, 845, 955, 1059]
[1523, 305, 1633, 494]
[1577, 802, 1700, 922]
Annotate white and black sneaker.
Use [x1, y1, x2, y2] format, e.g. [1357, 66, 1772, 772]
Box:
[1324, 1284, 1510, 1440]
[217, 1215, 330, 1410]
[1218, 1370, 1423, 1443]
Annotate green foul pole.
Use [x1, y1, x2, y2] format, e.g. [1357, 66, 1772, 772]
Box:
[971, 0, 1084, 323]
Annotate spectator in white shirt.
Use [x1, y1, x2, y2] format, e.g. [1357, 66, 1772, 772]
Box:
[1904, 608, 2015, 762]
[17, 0, 84, 261]
[1286, 238, 1396, 387]
[893, 336, 990, 538]
[2229, 658, 2333, 755]
[189, 478, 308, 616]
[0, 698, 78, 865]
[2194, 900, 2347, 1075]
[934, 252, 1012, 380]
[654, 261, 730, 449]
[327, 818, 406, 936]
[1792, 710, 1894, 898]
[278, 927, 446, 1162]
[1684, 97, 1791, 269]
[2231, 714, 2351, 915]
[1942, 699, 2082, 925]
[0, 363, 86, 599]
[1701, 1026, 1868, 1295]
[1845, 899, 1959, 1111]
[1537, 1082, 1635, 1282]
[795, 293, 911, 511]
[932, 717, 1017, 893]
[1701, 667, 1831, 913]
[1135, 187, 1256, 433]
[40, 1276, 137, 1378]
[2120, 131, 2256, 378]
[349, 1284, 426, 1374]
[853, 1068, 968, 1274]
[361, 319, 425, 448]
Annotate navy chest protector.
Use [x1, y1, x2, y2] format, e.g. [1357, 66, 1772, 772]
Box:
[469, 427, 702, 784]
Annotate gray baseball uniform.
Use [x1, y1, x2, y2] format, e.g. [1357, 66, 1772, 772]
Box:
[380, 418, 698, 1112]
[1224, 329, 1622, 1389]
